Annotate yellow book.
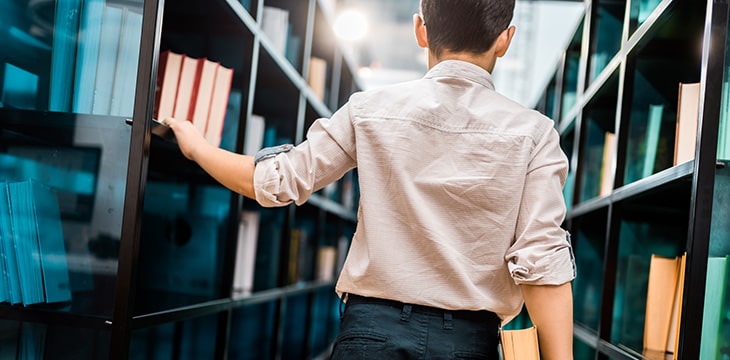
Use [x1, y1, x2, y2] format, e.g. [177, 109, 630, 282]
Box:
[669, 253, 686, 359]
[644, 255, 679, 352]
[643, 253, 686, 357]
[673, 83, 700, 165]
[600, 131, 617, 196]
[501, 326, 539, 360]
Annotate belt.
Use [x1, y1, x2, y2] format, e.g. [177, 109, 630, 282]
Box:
[346, 294, 500, 324]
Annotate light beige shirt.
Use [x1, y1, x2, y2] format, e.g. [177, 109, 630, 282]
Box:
[253, 60, 575, 323]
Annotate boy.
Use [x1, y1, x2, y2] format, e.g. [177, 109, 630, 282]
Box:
[163, 0, 575, 358]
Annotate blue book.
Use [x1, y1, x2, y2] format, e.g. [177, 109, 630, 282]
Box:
[72, 0, 105, 114]
[0, 183, 8, 303]
[2, 63, 39, 110]
[31, 181, 71, 303]
[91, 4, 124, 115]
[241, 0, 252, 11]
[7, 180, 71, 305]
[18, 322, 46, 360]
[49, 0, 82, 112]
[0, 242, 6, 303]
[110, 8, 143, 117]
[0, 182, 22, 305]
[8, 180, 45, 305]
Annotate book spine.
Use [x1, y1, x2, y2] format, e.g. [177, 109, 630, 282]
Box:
[72, 0, 105, 114]
[49, 0, 82, 112]
[110, 8, 143, 117]
[91, 4, 124, 115]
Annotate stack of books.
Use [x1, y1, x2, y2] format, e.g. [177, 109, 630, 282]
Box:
[0, 179, 71, 306]
[154, 50, 234, 147]
[50, 1, 144, 117]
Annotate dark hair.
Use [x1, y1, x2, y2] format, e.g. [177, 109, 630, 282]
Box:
[420, 0, 515, 57]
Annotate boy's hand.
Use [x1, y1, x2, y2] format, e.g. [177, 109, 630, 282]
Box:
[160, 117, 257, 199]
[160, 117, 210, 161]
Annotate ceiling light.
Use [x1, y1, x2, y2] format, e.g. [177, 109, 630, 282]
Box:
[334, 9, 368, 41]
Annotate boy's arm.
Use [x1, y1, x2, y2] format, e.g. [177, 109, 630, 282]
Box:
[521, 282, 574, 360]
[162, 117, 256, 199]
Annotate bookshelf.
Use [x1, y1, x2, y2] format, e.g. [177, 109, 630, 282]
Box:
[534, 0, 730, 358]
[0, 0, 361, 359]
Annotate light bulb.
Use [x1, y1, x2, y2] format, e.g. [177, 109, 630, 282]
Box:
[334, 9, 368, 41]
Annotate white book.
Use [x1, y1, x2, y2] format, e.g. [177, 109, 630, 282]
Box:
[244, 114, 266, 156]
[232, 211, 260, 298]
[316, 246, 337, 281]
[262, 6, 289, 55]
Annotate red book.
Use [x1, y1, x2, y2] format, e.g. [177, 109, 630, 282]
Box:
[188, 58, 218, 135]
[154, 50, 183, 121]
[173, 55, 199, 122]
[205, 64, 234, 147]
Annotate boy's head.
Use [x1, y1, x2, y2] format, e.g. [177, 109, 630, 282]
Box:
[418, 0, 516, 58]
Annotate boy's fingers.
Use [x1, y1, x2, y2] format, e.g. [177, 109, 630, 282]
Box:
[160, 117, 174, 127]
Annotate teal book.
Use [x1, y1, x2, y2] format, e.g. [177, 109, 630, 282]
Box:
[642, 104, 664, 178]
[2, 63, 39, 110]
[8, 180, 45, 305]
[615, 254, 649, 350]
[253, 209, 284, 291]
[219, 90, 243, 152]
[699, 256, 729, 359]
[718, 77, 730, 160]
[637, 0, 662, 23]
[18, 322, 46, 360]
[32, 181, 72, 303]
[0, 239, 6, 303]
[49, 0, 82, 112]
[0, 319, 19, 359]
[0, 183, 8, 303]
[72, 0, 105, 113]
[7, 180, 71, 305]
[110, 8, 143, 117]
[138, 212, 220, 297]
[91, 4, 124, 115]
[0, 182, 22, 305]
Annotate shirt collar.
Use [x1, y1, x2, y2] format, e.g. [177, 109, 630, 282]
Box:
[423, 60, 495, 90]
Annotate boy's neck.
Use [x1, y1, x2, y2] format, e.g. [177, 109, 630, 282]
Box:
[428, 50, 497, 74]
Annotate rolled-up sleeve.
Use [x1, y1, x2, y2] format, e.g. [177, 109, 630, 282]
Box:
[253, 101, 358, 207]
[506, 122, 575, 285]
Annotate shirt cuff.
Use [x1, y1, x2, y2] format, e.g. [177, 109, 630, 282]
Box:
[254, 144, 293, 165]
[508, 232, 576, 285]
[253, 146, 295, 207]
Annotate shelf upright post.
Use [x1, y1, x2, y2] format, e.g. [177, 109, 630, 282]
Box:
[680, 0, 729, 358]
[109, 0, 165, 357]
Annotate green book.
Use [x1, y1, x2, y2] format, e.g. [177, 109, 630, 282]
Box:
[643, 104, 664, 178]
[700, 256, 729, 359]
[718, 77, 730, 160]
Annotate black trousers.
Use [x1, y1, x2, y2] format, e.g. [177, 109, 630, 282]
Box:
[331, 294, 501, 360]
